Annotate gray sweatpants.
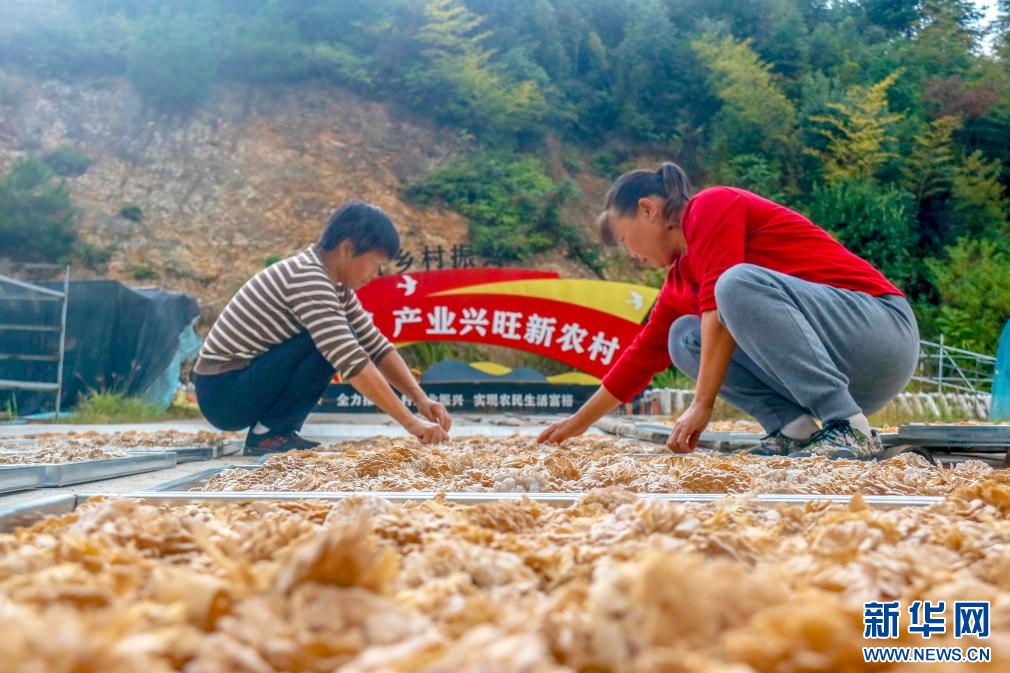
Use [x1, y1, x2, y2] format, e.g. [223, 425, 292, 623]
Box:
[668, 264, 919, 433]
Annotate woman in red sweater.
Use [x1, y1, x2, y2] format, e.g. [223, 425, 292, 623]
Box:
[539, 162, 919, 459]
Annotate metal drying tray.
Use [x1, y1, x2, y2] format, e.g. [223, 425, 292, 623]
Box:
[118, 445, 219, 462]
[23, 452, 179, 487]
[0, 487, 947, 533]
[897, 424, 1010, 449]
[0, 465, 47, 494]
[153, 463, 258, 491]
[0, 494, 77, 531]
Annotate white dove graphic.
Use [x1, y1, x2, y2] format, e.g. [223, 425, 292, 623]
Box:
[397, 274, 418, 296]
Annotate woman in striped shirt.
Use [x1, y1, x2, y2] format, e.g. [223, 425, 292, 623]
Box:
[194, 200, 451, 453]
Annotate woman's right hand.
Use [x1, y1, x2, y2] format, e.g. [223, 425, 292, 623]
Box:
[537, 415, 590, 444]
[407, 417, 449, 444]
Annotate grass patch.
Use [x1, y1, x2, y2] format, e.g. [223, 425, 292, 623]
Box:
[131, 264, 158, 280]
[67, 391, 201, 424]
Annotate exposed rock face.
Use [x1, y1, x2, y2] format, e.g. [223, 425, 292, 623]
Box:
[0, 68, 639, 331]
[0, 70, 475, 318]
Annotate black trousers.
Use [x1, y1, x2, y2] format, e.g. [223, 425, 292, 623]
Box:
[194, 331, 335, 434]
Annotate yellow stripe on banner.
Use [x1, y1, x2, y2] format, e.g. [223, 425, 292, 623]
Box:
[470, 362, 514, 375]
[431, 279, 660, 323]
[547, 372, 602, 385]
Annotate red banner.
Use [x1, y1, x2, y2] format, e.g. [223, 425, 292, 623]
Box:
[357, 269, 658, 378]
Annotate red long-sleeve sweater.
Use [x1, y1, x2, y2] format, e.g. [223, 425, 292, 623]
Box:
[601, 186, 904, 402]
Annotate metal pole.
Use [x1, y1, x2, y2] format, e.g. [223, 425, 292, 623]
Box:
[0, 274, 65, 297]
[937, 333, 945, 393]
[53, 267, 69, 419]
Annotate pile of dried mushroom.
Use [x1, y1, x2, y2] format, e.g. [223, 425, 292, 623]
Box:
[200, 435, 1007, 496]
[1, 481, 1008, 672]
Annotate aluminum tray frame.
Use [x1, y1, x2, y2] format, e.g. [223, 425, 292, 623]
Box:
[1, 444, 218, 462]
[0, 494, 76, 531]
[0, 465, 47, 494]
[75, 490, 944, 507]
[120, 446, 219, 463]
[0, 489, 949, 533]
[37, 453, 178, 487]
[630, 424, 765, 451]
[153, 464, 257, 492]
[897, 424, 1010, 449]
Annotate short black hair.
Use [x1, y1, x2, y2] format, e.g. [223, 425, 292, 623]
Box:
[319, 199, 400, 258]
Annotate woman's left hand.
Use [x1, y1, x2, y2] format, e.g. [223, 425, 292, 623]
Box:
[417, 397, 452, 431]
[667, 401, 713, 453]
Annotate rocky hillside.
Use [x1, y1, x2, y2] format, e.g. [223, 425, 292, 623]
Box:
[0, 69, 618, 322]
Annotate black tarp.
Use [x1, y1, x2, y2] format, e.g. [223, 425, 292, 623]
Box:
[0, 279, 199, 415]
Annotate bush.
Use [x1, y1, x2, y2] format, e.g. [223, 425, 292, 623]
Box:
[926, 238, 1010, 353]
[406, 153, 576, 262]
[558, 222, 605, 277]
[74, 240, 114, 271]
[70, 390, 164, 424]
[651, 368, 696, 389]
[562, 151, 584, 175]
[948, 150, 1010, 242]
[127, 13, 218, 109]
[131, 265, 158, 280]
[0, 156, 75, 262]
[589, 150, 622, 178]
[717, 153, 787, 203]
[263, 254, 281, 267]
[119, 203, 143, 221]
[803, 179, 916, 287]
[41, 144, 92, 177]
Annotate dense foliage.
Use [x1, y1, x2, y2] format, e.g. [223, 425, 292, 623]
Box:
[2, 0, 1009, 351]
[0, 156, 75, 262]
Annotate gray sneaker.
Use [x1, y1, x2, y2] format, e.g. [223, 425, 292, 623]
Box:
[788, 420, 884, 460]
[734, 430, 807, 456]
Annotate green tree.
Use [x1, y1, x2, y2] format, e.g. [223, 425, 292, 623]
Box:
[409, 0, 547, 140]
[609, 0, 684, 141]
[907, 0, 982, 77]
[127, 12, 218, 108]
[998, 0, 1010, 59]
[225, 3, 313, 83]
[948, 150, 1010, 240]
[807, 71, 905, 182]
[862, 0, 920, 36]
[804, 179, 916, 286]
[406, 153, 573, 262]
[901, 114, 962, 208]
[716, 154, 788, 203]
[0, 156, 76, 262]
[927, 239, 1010, 352]
[693, 33, 799, 169]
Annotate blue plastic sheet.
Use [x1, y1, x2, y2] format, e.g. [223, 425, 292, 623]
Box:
[991, 320, 1010, 421]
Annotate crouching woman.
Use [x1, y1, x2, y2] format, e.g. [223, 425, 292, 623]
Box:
[194, 200, 451, 453]
[539, 162, 918, 459]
